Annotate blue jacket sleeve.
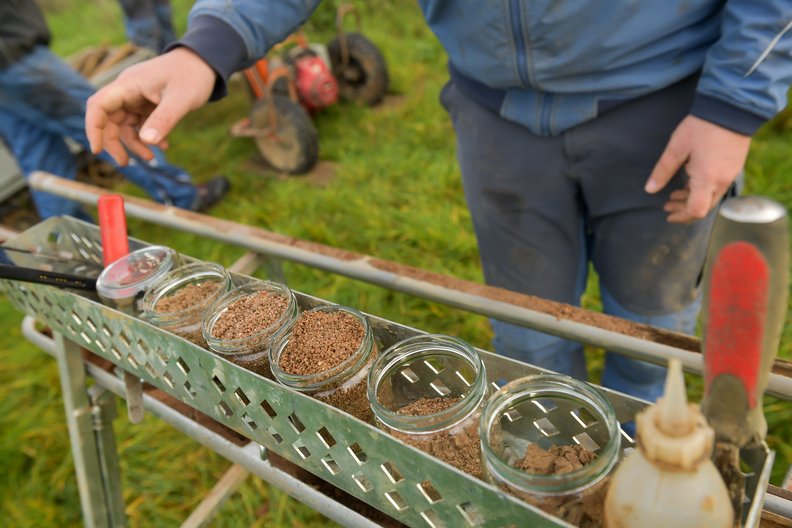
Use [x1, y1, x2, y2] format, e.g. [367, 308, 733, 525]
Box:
[692, 2, 792, 135]
[171, 0, 323, 100]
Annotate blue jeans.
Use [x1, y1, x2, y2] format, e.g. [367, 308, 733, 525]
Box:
[0, 46, 197, 220]
[118, 0, 176, 53]
[441, 76, 718, 402]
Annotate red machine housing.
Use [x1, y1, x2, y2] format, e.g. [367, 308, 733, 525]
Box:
[293, 55, 339, 112]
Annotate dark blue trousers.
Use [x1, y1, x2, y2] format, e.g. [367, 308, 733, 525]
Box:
[441, 76, 717, 402]
[0, 46, 197, 220]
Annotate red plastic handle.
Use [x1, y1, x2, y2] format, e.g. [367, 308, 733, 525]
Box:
[704, 241, 769, 408]
[97, 195, 130, 266]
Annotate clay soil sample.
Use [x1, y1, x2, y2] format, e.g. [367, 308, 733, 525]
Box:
[277, 310, 374, 422]
[517, 444, 597, 475]
[210, 290, 289, 375]
[154, 281, 221, 346]
[512, 443, 606, 528]
[392, 397, 482, 477]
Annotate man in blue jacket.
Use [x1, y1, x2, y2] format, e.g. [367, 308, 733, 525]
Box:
[85, 1, 792, 402]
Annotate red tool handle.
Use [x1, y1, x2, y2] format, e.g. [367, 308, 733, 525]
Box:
[701, 196, 789, 447]
[704, 241, 769, 408]
[97, 194, 145, 423]
[97, 195, 129, 266]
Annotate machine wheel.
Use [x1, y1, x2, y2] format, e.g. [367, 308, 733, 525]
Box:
[250, 95, 319, 174]
[76, 153, 124, 188]
[327, 33, 388, 106]
[0, 191, 40, 231]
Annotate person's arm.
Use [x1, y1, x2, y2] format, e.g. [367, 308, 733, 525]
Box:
[86, 0, 322, 164]
[645, 1, 792, 223]
[175, 1, 322, 101]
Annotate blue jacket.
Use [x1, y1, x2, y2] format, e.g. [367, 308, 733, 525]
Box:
[177, 0, 792, 136]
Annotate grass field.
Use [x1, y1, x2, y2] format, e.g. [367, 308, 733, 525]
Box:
[1, 1, 790, 526]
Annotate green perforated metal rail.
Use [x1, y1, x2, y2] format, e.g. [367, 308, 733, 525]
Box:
[0, 217, 770, 528]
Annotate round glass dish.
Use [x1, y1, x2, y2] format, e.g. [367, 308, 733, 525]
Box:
[367, 334, 488, 477]
[202, 281, 298, 377]
[96, 245, 176, 316]
[142, 262, 231, 347]
[479, 374, 620, 527]
[270, 305, 377, 422]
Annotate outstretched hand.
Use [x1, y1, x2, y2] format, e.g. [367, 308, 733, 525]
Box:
[645, 115, 751, 223]
[85, 47, 216, 165]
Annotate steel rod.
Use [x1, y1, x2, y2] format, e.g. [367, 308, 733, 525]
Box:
[765, 492, 792, 519]
[179, 464, 250, 528]
[0, 224, 19, 242]
[26, 173, 792, 400]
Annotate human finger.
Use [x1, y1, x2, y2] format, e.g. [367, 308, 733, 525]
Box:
[646, 136, 689, 194]
[668, 188, 689, 201]
[137, 87, 194, 145]
[668, 185, 716, 223]
[86, 83, 140, 154]
[120, 124, 155, 161]
[102, 121, 130, 166]
[663, 200, 687, 213]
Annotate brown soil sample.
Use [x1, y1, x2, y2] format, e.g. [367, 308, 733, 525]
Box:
[278, 311, 364, 375]
[154, 281, 220, 313]
[276, 310, 373, 422]
[397, 397, 460, 416]
[210, 291, 288, 340]
[225, 350, 272, 379]
[517, 443, 597, 475]
[391, 397, 482, 478]
[315, 362, 374, 423]
[509, 443, 605, 528]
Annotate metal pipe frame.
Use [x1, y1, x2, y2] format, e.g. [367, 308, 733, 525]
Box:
[27, 172, 792, 400]
[22, 317, 381, 528]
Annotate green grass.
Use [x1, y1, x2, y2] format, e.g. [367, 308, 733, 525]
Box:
[1, 0, 790, 525]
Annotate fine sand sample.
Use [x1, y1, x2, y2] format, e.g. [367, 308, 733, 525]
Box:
[155, 282, 221, 313]
[279, 310, 364, 374]
[208, 290, 289, 376]
[394, 397, 482, 477]
[211, 290, 288, 341]
[154, 281, 221, 345]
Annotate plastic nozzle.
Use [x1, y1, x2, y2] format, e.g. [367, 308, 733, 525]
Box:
[657, 360, 693, 436]
[637, 359, 714, 469]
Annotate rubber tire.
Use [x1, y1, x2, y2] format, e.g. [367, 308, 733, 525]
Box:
[327, 33, 389, 106]
[0, 190, 40, 231]
[250, 94, 319, 174]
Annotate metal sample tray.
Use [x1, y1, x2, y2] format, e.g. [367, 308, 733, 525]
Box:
[0, 217, 772, 527]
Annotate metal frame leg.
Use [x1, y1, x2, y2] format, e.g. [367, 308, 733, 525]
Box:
[89, 386, 126, 527]
[54, 333, 119, 528]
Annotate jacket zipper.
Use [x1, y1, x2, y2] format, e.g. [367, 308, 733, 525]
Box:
[540, 93, 554, 135]
[510, 0, 552, 133]
[509, 0, 531, 86]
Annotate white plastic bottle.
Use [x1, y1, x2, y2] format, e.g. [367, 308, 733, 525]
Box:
[604, 360, 733, 528]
